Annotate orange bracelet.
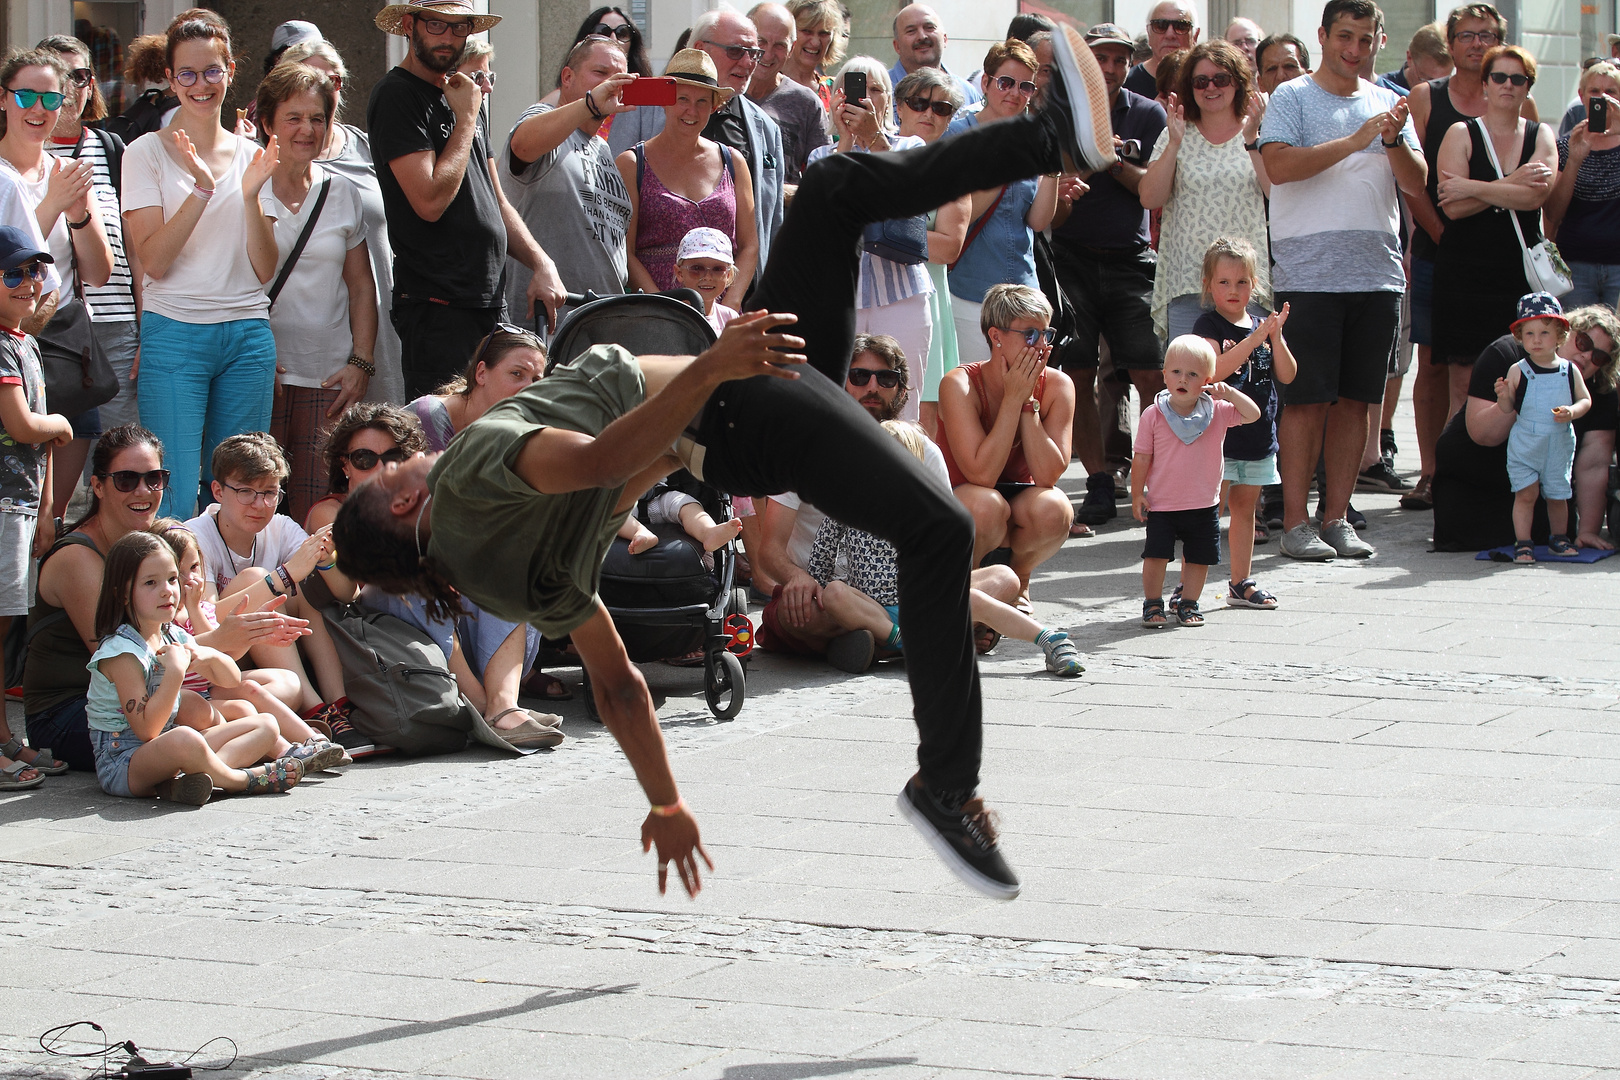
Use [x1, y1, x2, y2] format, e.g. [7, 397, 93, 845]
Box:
[649, 797, 685, 817]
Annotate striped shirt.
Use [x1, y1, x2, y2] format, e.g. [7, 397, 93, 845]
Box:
[807, 136, 933, 308]
[46, 130, 137, 322]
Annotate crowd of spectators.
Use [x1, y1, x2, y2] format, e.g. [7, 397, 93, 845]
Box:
[0, 0, 1616, 798]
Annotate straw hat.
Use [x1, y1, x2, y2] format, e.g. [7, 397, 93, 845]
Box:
[375, 1, 500, 37]
[664, 49, 737, 105]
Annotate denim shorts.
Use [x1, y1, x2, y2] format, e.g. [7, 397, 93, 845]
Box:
[90, 726, 145, 798]
[1224, 454, 1282, 487]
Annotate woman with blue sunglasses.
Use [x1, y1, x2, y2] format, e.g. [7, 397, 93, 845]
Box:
[121, 10, 281, 518]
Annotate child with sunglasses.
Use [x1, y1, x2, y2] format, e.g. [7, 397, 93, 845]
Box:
[0, 226, 74, 790]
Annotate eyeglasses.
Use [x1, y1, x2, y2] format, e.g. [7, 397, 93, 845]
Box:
[6, 89, 64, 110]
[0, 262, 47, 289]
[1452, 30, 1502, 45]
[97, 469, 170, 493]
[592, 23, 635, 41]
[468, 69, 497, 88]
[847, 368, 902, 388]
[1004, 327, 1057, 346]
[1191, 72, 1235, 90]
[991, 75, 1038, 96]
[343, 447, 410, 471]
[219, 481, 282, 506]
[903, 96, 956, 116]
[172, 67, 226, 87]
[65, 68, 93, 88]
[1487, 70, 1530, 87]
[1150, 18, 1195, 34]
[418, 17, 475, 37]
[700, 40, 765, 63]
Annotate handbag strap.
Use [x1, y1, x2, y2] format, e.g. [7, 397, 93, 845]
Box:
[950, 186, 1006, 273]
[267, 176, 332, 307]
[1473, 117, 1535, 259]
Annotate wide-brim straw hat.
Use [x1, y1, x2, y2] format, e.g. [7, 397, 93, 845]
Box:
[376, 1, 500, 37]
[664, 49, 737, 105]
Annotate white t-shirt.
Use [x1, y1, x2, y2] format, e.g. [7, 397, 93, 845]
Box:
[766, 439, 948, 569]
[259, 165, 368, 387]
[121, 131, 272, 323]
[0, 164, 64, 297]
[184, 502, 310, 595]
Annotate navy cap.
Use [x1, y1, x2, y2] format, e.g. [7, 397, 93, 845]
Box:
[0, 225, 51, 273]
[1511, 291, 1569, 331]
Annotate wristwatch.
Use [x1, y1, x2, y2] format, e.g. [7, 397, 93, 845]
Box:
[1243, 140, 1260, 152]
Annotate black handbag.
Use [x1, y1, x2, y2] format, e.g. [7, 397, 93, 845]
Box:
[862, 214, 930, 265]
[36, 133, 118, 419]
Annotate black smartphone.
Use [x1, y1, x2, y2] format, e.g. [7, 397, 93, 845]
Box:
[843, 70, 867, 105]
[1592, 95, 1609, 134]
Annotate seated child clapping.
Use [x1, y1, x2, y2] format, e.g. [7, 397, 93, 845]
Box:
[672, 227, 739, 337]
[1132, 336, 1260, 627]
[1496, 292, 1592, 561]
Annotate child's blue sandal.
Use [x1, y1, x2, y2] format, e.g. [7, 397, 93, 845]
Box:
[1174, 598, 1204, 626]
[1036, 630, 1084, 677]
[1142, 598, 1167, 627]
[1225, 578, 1277, 609]
[1513, 539, 1536, 564]
[1547, 534, 1578, 557]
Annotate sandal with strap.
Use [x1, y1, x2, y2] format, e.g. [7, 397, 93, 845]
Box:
[0, 757, 43, 791]
[1547, 534, 1579, 557]
[0, 738, 68, 776]
[1038, 630, 1085, 677]
[241, 757, 304, 795]
[1142, 597, 1167, 627]
[973, 623, 1002, 655]
[284, 739, 346, 773]
[1175, 598, 1205, 626]
[1226, 578, 1278, 610]
[1513, 539, 1536, 564]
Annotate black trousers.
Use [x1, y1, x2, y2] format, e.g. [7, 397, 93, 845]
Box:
[392, 301, 501, 401]
[700, 114, 1062, 793]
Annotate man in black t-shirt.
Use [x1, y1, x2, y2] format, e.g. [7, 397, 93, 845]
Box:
[368, 0, 566, 398]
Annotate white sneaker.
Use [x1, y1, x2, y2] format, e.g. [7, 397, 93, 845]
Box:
[1320, 518, 1374, 558]
[1279, 522, 1335, 561]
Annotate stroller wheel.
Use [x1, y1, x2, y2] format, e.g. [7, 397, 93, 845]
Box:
[705, 650, 746, 720]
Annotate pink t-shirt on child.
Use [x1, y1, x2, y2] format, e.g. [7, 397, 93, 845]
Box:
[1133, 398, 1245, 511]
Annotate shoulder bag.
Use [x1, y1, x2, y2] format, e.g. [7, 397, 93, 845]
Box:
[948, 187, 1007, 273]
[267, 176, 332, 310]
[863, 215, 930, 265]
[1474, 117, 1572, 297]
[35, 134, 117, 419]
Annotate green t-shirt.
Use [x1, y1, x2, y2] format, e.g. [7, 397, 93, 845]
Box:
[426, 344, 647, 637]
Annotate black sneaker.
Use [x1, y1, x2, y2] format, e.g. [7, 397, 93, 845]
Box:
[1042, 25, 1116, 174]
[325, 713, 388, 760]
[896, 775, 1021, 900]
[826, 629, 874, 674]
[1074, 471, 1117, 525]
[1356, 461, 1412, 493]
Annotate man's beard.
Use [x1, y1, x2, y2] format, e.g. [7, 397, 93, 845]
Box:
[413, 29, 464, 74]
[861, 394, 901, 421]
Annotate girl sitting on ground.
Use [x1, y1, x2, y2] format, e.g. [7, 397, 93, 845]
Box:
[87, 531, 304, 805]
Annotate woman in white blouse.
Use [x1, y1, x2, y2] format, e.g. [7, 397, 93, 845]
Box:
[246, 62, 376, 524]
[1139, 39, 1272, 343]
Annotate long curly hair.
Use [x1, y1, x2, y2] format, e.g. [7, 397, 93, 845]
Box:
[333, 481, 463, 621]
[321, 403, 428, 496]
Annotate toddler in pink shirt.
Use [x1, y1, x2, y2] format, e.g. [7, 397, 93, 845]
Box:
[1131, 336, 1259, 627]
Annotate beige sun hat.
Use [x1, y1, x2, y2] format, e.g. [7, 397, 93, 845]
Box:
[664, 48, 737, 105]
[376, 0, 500, 37]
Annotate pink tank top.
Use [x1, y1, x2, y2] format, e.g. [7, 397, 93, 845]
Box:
[633, 141, 738, 291]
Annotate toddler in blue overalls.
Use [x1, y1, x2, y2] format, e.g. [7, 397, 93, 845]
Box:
[1494, 293, 1593, 562]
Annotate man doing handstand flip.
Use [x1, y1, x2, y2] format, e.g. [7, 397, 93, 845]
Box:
[334, 27, 1114, 901]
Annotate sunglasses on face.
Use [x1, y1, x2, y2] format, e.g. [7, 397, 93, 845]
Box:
[593, 22, 634, 41]
[991, 75, 1037, 96]
[1150, 18, 1195, 34]
[468, 69, 497, 88]
[65, 68, 93, 88]
[1191, 72, 1235, 90]
[344, 447, 409, 471]
[7, 89, 63, 110]
[173, 67, 226, 87]
[419, 17, 475, 36]
[1452, 30, 1501, 45]
[1, 262, 47, 289]
[702, 40, 765, 63]
[904, 96, 956, 116]
[98, 469, 170, 493]
[847, 368, 902, 388]
[220, 481, 282, 506]
[1002, 327, 1057, 346]
[1487, 70, 1531, 87]
[1575, 331, 1613, 367]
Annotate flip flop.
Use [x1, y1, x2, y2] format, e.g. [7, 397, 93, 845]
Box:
[484, 707, 566, 750]
[521, 669, 573, 701]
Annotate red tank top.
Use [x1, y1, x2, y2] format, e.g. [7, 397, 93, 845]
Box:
[938, 361, 1048, 489]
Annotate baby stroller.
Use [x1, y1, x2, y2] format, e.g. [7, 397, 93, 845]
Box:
[548, 291, 752, 720]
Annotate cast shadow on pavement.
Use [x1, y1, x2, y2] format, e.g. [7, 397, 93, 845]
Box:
[718, 1059, 918, 1079]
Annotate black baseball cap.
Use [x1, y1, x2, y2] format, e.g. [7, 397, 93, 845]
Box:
[0, 226, 51, 273]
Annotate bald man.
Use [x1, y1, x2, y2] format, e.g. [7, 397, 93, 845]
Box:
[747, 1, 829, 185]
[889, 3, 983, 109]
[1226, 17, 1264, 63]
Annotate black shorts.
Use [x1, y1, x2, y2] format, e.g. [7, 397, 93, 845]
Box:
[1052, 245, 1164, 371]
[1276, 291, 1400, 406]
[1142, 505, 1220, 565]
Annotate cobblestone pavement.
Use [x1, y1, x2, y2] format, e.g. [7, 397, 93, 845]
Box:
[4, 447, 1620, 1079]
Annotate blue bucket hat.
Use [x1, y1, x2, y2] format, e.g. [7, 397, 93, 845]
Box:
[1511, 291, 1569, 332]
[0, 225, 51, 273]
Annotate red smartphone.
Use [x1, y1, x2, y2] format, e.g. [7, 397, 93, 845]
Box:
[620, 77, 677, 107]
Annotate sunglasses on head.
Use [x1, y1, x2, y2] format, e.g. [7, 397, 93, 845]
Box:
[1150, 18, 1195, 33]
[98, 469, 170, 493]
[172, 66, 226, 87]
[991, 75, 1037, 96]
[1, 262, 47, 289]
[1191, 72, 1235, 90]
[847, 367, 902, 388]
[7, 89, 63, 110]
[344, 447, 410, 471]
[418, 16, 475, 36]
[66, 68, 93, 88]
[592, 22, 635, 41]
[903, 96, 956, 116]
[470, 321, 544, 370]
[1487, 70, 1531, 87]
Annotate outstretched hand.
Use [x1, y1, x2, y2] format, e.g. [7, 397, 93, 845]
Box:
[700, 311, 807, 382]
[641, 804, 714, 896]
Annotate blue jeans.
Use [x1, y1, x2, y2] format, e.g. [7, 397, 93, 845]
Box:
[138, 312, 277, 517]
[1566, 261, 1620, 312]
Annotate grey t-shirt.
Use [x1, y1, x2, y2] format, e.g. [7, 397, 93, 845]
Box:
[501, 104, 631, 320]
[752, 77, 828, 184]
